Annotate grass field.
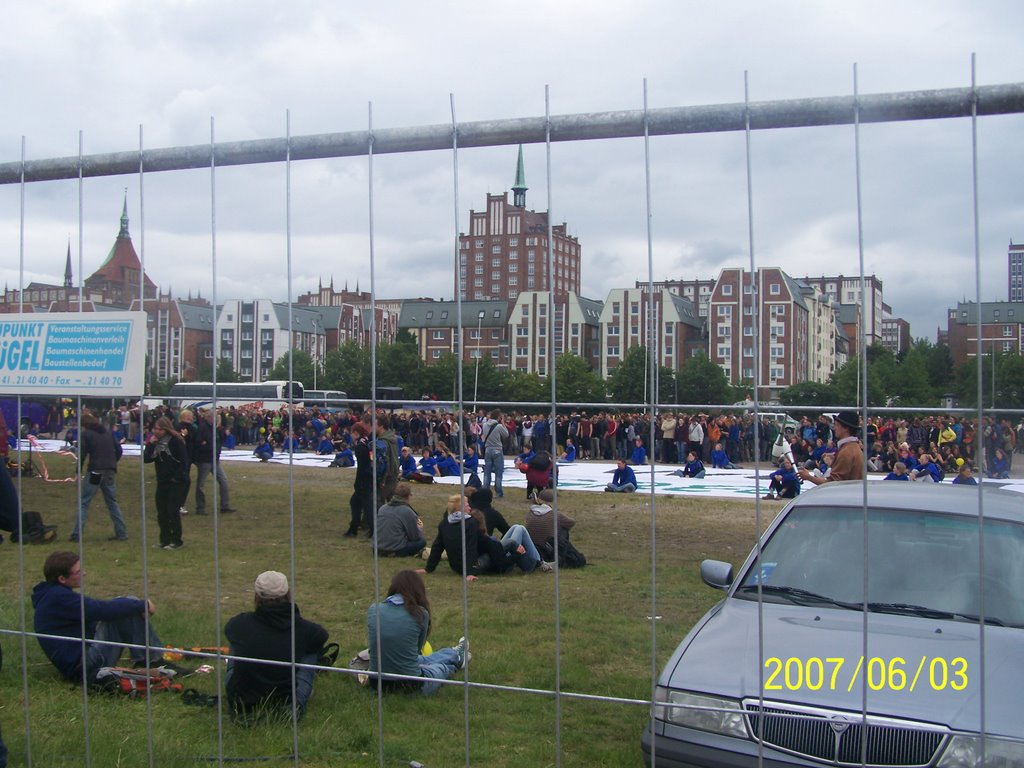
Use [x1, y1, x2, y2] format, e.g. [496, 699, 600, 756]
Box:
[0, 453, 780, 767]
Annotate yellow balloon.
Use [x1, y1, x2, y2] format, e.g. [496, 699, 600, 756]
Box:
[260, 427, 266, 434]
[421, 640, 433, 656]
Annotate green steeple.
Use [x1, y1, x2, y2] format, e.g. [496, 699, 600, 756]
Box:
[511, 145, 527, 207]
[118, 190, 130, 238]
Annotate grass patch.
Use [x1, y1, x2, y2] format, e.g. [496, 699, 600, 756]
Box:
[1, 454, 778, 766]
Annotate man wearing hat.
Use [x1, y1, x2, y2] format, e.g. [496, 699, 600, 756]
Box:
[224, 570, 331, 721]
[798, 411, 865, 485]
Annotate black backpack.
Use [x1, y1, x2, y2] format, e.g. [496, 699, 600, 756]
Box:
[540, 534, 587, 568]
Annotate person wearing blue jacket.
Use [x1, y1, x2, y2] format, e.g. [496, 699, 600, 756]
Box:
[315, 435, 335, 455]
[911, 454, 942, 482]
[399, 447, 419, 479]
[630, 438, 647, 466]
[883, 461, 910, 480]
[763, 457, 800, 500]
[677, 452, 706, 478]
[558, 439, 577, 464]
[710, 443, 739, 470]
[253, 437, 274, 462]
[605, 459, 637, 493]
[31, 551, 172, 684]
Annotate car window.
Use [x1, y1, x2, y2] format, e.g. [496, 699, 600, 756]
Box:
[738, 506, 1024, 627]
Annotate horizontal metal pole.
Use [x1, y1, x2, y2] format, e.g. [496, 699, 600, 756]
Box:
[2, 83, 1023, 184]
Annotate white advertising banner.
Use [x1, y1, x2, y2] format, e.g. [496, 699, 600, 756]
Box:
[0, 311, 147, 397]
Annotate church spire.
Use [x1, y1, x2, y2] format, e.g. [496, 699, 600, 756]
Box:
[118, 190, 130, 239]
[64, 240, 73, 288]
[511, 145, 527, 208]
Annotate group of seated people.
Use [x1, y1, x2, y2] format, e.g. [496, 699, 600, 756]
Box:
[30, 549, 475, 730]
[374, 482, 566, 578]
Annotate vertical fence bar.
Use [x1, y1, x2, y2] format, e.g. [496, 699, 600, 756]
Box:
[968, 52, 988, 762]
[137, 122, 157, 768]
[15, 134, 33, 768]
[743, 70, 768, 767]
[542, 83, 563, 767]
[642, 77, 660, 767]
[208, 115, 227, 768]
[284, 108, 302, 765]
[74, 127, 94, 768]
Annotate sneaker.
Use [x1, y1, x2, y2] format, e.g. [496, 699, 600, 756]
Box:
[108, 535, 129, 542]
[318, 642, 340, 668]
[69, 533, 80, 543]
[420, 547, 431, 560]
[539, 560, 555, 573]
[342, 529, 358, 538]
[179, 507, 189, 516]
[161, 544, 173, 550]
[169, 542, 184, 550]
[454, 636, 469, 670]
[219, 508, 236, 514]
[762, 492, 776, 501]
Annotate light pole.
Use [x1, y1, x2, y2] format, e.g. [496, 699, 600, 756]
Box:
[473, 309, 485, 410]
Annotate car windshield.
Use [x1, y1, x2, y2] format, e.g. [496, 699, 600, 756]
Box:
[737, 506, 1024, 628]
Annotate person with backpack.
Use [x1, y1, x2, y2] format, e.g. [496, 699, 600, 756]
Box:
[32, 551, 178, 685]
[345, 422, 374, 538]
[224, 570, 332, 722]
[70, 413, 128, 543]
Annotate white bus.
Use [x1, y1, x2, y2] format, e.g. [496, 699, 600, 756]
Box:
[303, 389, 349, 412]
[168, 381, 304, 411]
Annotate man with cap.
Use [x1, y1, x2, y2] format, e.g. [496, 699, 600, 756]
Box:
[798, 411, 865, 485]
[224, 570, 331, 721]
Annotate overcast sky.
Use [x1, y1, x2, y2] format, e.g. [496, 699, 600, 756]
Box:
[1, 1, 1021, 341]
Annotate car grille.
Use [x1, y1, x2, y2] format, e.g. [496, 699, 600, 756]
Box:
[744, 701, 946, 767]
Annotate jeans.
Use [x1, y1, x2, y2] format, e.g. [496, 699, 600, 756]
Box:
[418, 646, 463, 695]
[74, 471, 127, 539]
[195, 461, 231, 513]
[380, 538, 426, 557]
[500, 524, 541, 571]
[225, 651, 317, 717]
[606, 482, 637, 493]
[85, 609, 164, 681]
[483, 448, 504, 497]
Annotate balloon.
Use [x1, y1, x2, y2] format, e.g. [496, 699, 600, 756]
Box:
[260, 427, 266, 434]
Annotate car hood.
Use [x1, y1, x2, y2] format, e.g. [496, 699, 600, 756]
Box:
[663, 598, 1023, 737]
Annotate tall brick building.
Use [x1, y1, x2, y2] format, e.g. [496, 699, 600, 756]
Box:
[457, 147, 581, 302]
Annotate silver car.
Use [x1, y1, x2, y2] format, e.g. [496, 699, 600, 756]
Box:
[643, 481, 1024, 767]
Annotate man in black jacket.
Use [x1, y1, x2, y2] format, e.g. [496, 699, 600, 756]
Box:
[224, 570, 330, 721]
[193, 409, 235, 516]
[71, 413, 127, 542]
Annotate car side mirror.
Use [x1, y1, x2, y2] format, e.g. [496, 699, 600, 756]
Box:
[700, 559, 734, 590]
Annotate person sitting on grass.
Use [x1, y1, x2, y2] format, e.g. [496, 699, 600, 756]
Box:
[399, 446, 419, 479]
[253, 436, 274, 462]
[32, 551, 180, 685]
[433, 445, 461, 477]
[422, 495, 485, 581]
[367, 570, 469, 695]
[987, 448, 1010, 479]
[883, 461, 910, 481]
[951, 459, 978, 485]
[224, 570, 332, 722]
[558, 438, 577, 463]
[710, 442, 740, 470]
[605, 458, 637, 493]
[418, 447, 440, 477]
[910, 453, 942, 482]
[375, 483, 427, 557]
[675, 451, 706, 478]
[330, 444, 355, 468]
[315, 434, 335, 455]
[468, 488, 510, 537]
[763, 457, 800, 500]
[630, 437, 647, 466]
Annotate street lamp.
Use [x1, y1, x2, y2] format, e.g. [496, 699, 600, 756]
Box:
[312, 317, 322, 391]
[473, 308, 485, 410]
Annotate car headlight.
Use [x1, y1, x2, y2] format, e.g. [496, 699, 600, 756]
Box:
[653, 687, 749, 738]
[937, 734, 1024, 767]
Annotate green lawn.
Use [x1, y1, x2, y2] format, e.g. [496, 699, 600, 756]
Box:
[0, 454, 778, 767]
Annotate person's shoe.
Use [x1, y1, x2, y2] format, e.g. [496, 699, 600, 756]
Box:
[762, 492, 776, 500]
[68, 533, 79, 543]
[318, 642, 340, 668]
[342, 529, 358, 538]
[161, 544, 173, 550]
[420, 547, 431, 560]
[539, 560, 555, 573]
[219, 508, 236, 514]
[169, 542, 185, 550]
[108, 535, 129, 542]
[179, 507, 189, 516]
[454, 637, 469, 669]
[604, 487, 613, 492]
